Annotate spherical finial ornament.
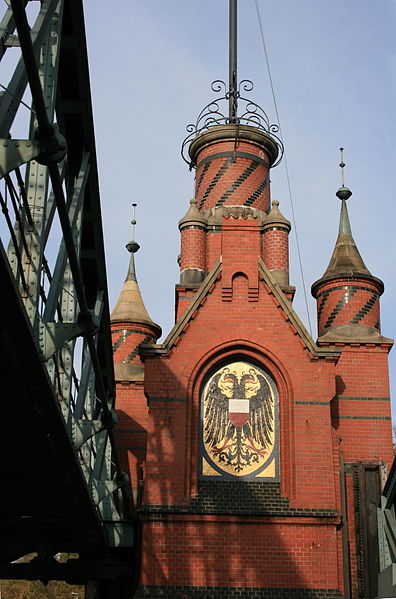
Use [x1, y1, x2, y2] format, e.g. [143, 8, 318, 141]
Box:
[336, 186, 352, 201]
[272, 199, 279, 208]
[126, 240, 140, 253]
[339, 147, 345, 169]
[130, 203, 138, 242]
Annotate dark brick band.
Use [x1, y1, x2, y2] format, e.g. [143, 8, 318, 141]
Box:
[323, 288, 358, 329]
[112, 328, 153, 353]
[244, 172, 269, 206]
[196, 153, 269, 211]
[350, 292, 377, 324]
[333, 415, 391, 421]
[149, 396, 186, 403]
[196, 160, 210, 190]
[122, 332, 154, 364]
[215, 160, 259, 207]
[316, 284, 377, 299]
[112, 329, 132, 353]
[316, 284, 379, 331]
[140, 481, 338, 518]
[296, 401, 329, 405]
[197, 150, 269, 169]
[135, 585, 343, 599]
[198, 157, 232, 209]
[333, 396, 390, 402]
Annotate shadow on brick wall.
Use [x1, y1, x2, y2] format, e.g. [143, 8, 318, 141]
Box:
[122, 362, 344, 599]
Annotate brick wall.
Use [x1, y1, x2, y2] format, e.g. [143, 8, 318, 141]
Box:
[332, 346, 393, 463]
[180, 226, 206, 272]
[263, 226, 289, 273]
[194, 139, 271, 212]
[315, 279, 381, 335]
[140, 519, 340, 586]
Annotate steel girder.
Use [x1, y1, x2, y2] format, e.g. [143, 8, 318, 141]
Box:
[0, 0, 133, 575]
[377, 459, 396, 597]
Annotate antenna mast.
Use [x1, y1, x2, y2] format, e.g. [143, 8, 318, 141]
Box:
[229, 0, 237, 122]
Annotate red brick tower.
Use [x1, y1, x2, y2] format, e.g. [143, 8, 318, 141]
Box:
[110, 10, 393, 599]
[110, 238, 161, 506]
[311, 184, 393, 598]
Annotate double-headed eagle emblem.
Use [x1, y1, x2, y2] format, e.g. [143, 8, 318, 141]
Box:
[203, 363, 274, 475]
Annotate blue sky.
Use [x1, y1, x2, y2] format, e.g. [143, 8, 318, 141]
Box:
[84, 1, 396, 414]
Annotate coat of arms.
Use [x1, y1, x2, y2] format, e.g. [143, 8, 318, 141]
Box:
[202, 362, 276, 478]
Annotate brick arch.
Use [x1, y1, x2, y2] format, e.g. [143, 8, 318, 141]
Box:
[185, 340, 295, 501]
[222, 268, 259, 302]
[231, 271, 248, 300]
[231, 270, 248, 280]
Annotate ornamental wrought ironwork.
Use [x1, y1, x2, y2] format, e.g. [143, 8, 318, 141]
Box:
[181, 79, 284, 169]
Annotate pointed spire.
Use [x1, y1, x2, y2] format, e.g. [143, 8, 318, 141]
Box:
[337, 189, 352, 235]
[320, 188, 372, 281]
[311, 152, 387, 344]
[124, 240, 139, 282]
[313, 151, 378, 288]
[111, 206, 161, 338]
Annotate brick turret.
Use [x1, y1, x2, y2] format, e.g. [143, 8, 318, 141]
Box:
[262, 199, 292, 291]
[311, 186, 387, 343]
[178, 198, 207, 285]
[111, 240, 161, 502]
[176, 124, 284, 321]
[111, 241, 161, 375]
[189, 124, 279, 213]
[310, 185, 393, 597]
[191, 125, 279, 273]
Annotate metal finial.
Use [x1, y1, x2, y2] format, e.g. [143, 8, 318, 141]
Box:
[181, 0, 284, 169]
[131, 203, 137, 241]
[336, 148, 352, 201]
[229, 0, 237, 122]
[126, 203, 140, 254]
[339, 147, 345, 187]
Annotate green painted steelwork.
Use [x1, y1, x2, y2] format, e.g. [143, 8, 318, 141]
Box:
[0, 0, 133, 580]
[377, 460, 396, 597]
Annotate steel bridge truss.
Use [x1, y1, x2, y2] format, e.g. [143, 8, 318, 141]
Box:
[0, 0, 132, 581]
[377, 460, 396, 598]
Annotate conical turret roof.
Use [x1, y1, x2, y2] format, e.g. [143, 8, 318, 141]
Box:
[312, 187, 383, 295]
[263, 199, 291, 230]
[111, 240, 162, 338]
[179, 198, 207, 229]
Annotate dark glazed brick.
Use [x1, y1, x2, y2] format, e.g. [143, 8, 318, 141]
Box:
[216, 161, 259, 207]
[199, 158, 232, 209]
[244, 174, 269, 206]
[134, 585, 344, 598]
[140, 481, 338, 518]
